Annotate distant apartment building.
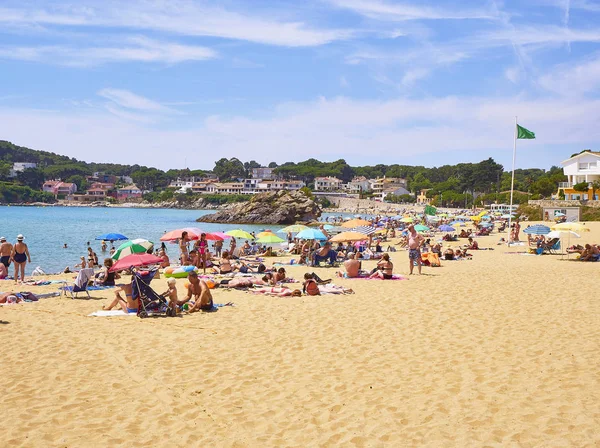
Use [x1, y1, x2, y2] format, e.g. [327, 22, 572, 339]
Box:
[67, 188, 108, 203]
[89, 173, 118, 185]
[251, 167, 275, 179]
[370, 177, 407, 198]
[558, 151, 600, 200]
[9, 162, 37, 178]
[116, 184, 142, 202]
[345, 176, 371, 194]
[89, 182, 114, 191]
[314, 176, 343, 191]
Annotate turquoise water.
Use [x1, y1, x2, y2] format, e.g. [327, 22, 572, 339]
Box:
[0, 206, 351, 274]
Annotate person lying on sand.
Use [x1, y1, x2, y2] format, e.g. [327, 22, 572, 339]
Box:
[0, 292, 22, 303]
[221, 277, 267, 288]
[251, 287, 302, 297]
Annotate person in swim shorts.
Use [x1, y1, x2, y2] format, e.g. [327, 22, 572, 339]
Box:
[103, 277, 138, 313]
[0, 236, 13, 269]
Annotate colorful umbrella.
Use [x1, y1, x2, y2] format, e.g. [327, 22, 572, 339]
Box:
[112, 239, 154, 260]
[209, 231, 231, 240]
[414, 224, 430, 232]
[160, 228, 203, 242]
[256, 234, 285, 244]
[438, 224, 456, 232]
[257, 230, 276, 239]
[329, 231, 368, 242]
[400, 217, 414, 223]
[296, 228, 327, 240]
[278, 224, 309, 233]
[225, 229, 254, 239]
[109, 253, 163, 272]
[95, 233, 128, 242]
[341, 218, 372, 228]
[523, 224, 551, 235]
[352, 225, 377, 235]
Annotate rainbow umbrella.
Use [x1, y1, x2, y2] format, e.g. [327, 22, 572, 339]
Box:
[112, 239, 154, 260]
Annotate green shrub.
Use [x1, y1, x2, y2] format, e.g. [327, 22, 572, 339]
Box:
[581, 206, 600, 221]
[517, 204, 542, 221]
[0, 182, 56, 203]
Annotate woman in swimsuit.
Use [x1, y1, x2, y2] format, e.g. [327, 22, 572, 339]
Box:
[369, 253, 394, 279]
[96, 258, 119, 286]
[11, 235, 31, 283]
[196, 233, 208, 273]
[103, 279, 138, 313]
[218, 251, 234, 274]
[179, 231, 190, 265]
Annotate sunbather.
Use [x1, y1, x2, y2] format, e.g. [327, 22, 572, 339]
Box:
[251, 287, 302, 297]
[103, 277, 138, 313]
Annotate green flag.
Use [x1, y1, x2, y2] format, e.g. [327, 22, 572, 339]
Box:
[517, 124, 535, 139]
[425, 204, 437, 216]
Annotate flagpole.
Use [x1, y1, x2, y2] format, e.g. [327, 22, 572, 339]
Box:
[507, 116, 517, 245]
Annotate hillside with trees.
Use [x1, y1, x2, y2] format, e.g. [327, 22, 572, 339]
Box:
[0, 140, 567, 206]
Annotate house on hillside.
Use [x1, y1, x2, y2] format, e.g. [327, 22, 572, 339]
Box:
[205, 182, 244, 194]
[117, 184, 142, 202]
[558, 151, 600, 200]
[42, 180, 77, 197]
[314, 176, 343, 191]
[383, 186, 411, 199]
[345, 176, 371, 194]
[251, 167, 275, 179]
[9, 162, 37, 177]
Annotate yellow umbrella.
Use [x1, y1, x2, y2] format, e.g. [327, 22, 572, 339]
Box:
[400, 217, 414, 223]
[329, 231, 369, 242]
[257, 230, 275, 238]
[551, 222, 590, 232]
[470, 216, 481, 221]
[341, 218, 372, 228]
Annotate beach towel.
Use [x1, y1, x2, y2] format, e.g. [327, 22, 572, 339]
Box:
[87, 285, 115, 291]
[88, 310, 137, 317]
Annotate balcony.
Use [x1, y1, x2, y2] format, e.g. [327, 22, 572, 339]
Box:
[559, 182, 593, 189]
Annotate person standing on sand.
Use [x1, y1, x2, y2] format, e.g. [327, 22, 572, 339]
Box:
[0, 236, 13, 269]
[407, 225, 424, 275]
[11, 235, 31, 283]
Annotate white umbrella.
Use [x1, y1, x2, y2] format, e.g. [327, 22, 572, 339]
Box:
[546, 230, 580, 259]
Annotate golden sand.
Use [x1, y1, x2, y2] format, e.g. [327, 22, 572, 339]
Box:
[1, 222, 599, 447]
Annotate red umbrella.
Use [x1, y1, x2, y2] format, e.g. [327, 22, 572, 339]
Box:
[110, 253, 163, 272]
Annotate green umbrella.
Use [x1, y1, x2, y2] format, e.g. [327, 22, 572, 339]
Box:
[112, 238, 154, 260]
[225, 229, 254, 239]
[256, 234, 285, 244]
[414, 224, 430, 233]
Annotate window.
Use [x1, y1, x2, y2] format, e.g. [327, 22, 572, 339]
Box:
[590, 162, 597, 168]
[579, 162, 588, 170]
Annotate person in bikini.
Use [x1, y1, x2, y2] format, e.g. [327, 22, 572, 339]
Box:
[103, 276, 138, 313]
[194, 233, 209, 273]
[369, 253, 394, 279]
[303, 272, 321, 296]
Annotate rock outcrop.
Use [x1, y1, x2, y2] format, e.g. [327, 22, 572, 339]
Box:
[196, 190, 321, 224]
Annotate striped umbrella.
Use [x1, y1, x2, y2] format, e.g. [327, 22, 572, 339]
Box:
[523, 224, 551, 235]
[352, 225, 377, 235]
[112, 239, 154, 260]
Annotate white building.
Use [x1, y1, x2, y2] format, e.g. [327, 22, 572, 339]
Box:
[314, 176, 343, 191]
[9, 162, 37, 177]
[559, 151, 600, 200]
[345, 176, 371, 194]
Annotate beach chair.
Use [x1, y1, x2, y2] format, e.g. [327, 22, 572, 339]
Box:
[61, 268, 95, 298]
[540, 238, 560, 255]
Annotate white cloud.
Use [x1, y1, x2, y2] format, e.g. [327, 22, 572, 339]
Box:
[0, 36, 216, 66]
[505, 66, 523, 84]
[327, 0, 493, 21]
[2, 94, 599, 169]
[401, 68, 430, 86]
[0, 1, 353, 47]
[538, 53, 600, 96]
[98, 89, 172, 113]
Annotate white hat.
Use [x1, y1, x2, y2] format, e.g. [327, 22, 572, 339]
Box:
[17, 234, 24, 240]
[0, 236, 5, 241]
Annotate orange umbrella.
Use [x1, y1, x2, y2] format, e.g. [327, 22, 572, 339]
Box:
[341, 218, 372, 228]
[329, 231, 369, 242]
[160, 228, 203, 242]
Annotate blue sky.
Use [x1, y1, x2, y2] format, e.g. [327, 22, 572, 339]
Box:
[1, 0, 600, 171]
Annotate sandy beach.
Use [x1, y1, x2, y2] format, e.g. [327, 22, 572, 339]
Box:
[1, 222, 599, 447]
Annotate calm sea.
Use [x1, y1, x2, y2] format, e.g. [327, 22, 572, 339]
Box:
[0, 206, 354, 274]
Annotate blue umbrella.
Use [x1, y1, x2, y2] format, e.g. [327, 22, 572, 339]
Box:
[523, 224, 551, 235]
[480, 222, 494, 228]
[95, 232, 128, 242]
[296, 228, 327, 240]
[322, 224, 336, 230]
[438, 224, 456, 232]
[450, 220, 465, 226]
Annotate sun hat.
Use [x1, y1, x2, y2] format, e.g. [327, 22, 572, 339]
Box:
[17, 234, 24, 240]
[0, 236, 6, 241]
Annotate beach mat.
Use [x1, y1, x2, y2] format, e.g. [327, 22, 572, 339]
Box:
[88, 310, 136, 317]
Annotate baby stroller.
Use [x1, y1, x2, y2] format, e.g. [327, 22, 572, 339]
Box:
[132, 269, 176, 318]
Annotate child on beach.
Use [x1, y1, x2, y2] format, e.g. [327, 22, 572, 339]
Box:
[161, 278, 179, 313]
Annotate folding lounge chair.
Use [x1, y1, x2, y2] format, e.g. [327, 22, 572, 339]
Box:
[541, 238, 560, 255]
[61, 268, 95, 298]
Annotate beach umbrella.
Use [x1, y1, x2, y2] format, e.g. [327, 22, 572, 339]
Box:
[160, 228, 203, 242]
[208, 231, 231, 240]
[455, 216, 470, 221]
[95, 232, 128, 242]
[400, 217, 414, 223]
[480, 222, 493, 228]
[352, 225, 377, 235]
[426, 215, 441, 222]
[256, 234, 285, 244]
[554, 212, 566, 217]
[523, 224, 551, 235]
[329, 231, 368, 242]
[438, 224, 456, 232]
[112, 239, 154, 260]
[257, 230, 276, 239]
[501, 213, 515, 219]
[278, 224, 308, 234]
[322, 224, 337, 230]
[296, 228, 327, 240]
[341, 218, 372, 228]
[414, 224, 430, 233]
[225, 229, 254, 239]
[109, 253, 163, 272]
[547, 230, 580, 239]
[552, 222, 590, 232]
[470, 216, 481, 222]
[450, 220, 465, 227]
